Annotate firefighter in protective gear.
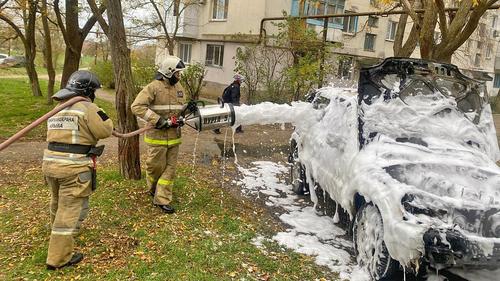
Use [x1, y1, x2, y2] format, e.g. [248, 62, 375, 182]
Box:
[43, 70, 113, 270]
[131, 55, 186, 214]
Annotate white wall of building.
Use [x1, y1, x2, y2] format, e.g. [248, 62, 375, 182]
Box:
[159, 0, 500, 97]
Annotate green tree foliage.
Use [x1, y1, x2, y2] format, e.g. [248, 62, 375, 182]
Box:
[90, 60, 115, 88]
[90, 58, 156, 92]
[235, 15, 334, 103]
[180, 62, 206, 101]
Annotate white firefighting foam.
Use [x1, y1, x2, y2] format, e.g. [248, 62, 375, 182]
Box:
[233, 86, 500, 277]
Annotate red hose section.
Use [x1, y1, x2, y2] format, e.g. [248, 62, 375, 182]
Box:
[0, 96, 152, 152]
[112, 124, 153, 138]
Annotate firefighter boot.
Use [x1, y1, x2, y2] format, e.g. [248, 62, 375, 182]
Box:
[156, 204, 175, 214]
[46, 252, 84, 270]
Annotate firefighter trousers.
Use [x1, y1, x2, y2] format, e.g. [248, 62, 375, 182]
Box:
[45, 171, 92, 267]
[145, 144, 179, 205]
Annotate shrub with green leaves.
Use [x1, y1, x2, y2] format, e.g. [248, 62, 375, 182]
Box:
[180, 62, 206, 101]
[90, 60, 115, 89]
[132, 59, 156, 91]
[90, 59, 156, 92]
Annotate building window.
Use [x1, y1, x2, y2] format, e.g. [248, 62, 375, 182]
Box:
[205, 44, 224, 67]
[477, 41, 483, 50]
[364, 33, 376, 51]
[465, 40, 471, 53]
[326, 0, 345, 25]
[494, 74, 500, 88]
[368, 16, 378, 27]
[492, 15, 498, 29]
[486, 44, 492, 59]
[342, 12, 358, 34]
[212, 0, 228, 20]
[474, 54, 481, 67]
[386, 20, 397, 41]
[338, 56, 353, 80]
[479, 23, 487, 36]
[178, 43, 192, 64]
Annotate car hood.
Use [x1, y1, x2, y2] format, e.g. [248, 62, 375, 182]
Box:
[368, 136, 500, 207]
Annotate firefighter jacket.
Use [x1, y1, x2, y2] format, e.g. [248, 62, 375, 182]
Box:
[131, 79, 186, 146]
[42, 101, 114, 178]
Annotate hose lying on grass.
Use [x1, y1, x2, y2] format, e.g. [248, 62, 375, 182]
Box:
[0, 96, 151, 152]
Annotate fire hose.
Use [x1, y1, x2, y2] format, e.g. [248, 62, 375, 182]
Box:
[0, 97, 236, 153]
[0, 96, 153, 153]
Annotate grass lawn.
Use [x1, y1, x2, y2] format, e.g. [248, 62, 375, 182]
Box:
[0, 78, 116, 141]
[0, 79, 335, 280]
[0, 165, 334, 280]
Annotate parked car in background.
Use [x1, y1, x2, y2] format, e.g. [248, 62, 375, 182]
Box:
[0, 53, 8, 64]
[0, 55, 26, 67]
[289, 58, 500, 280]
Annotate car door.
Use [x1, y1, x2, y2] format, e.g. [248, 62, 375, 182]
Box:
[306, 91, 359, 201]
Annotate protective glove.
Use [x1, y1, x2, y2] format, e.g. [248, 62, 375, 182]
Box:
[169, 116, 180, 128]
[186, 100, 198, 114]
[155, 117, 170, 129]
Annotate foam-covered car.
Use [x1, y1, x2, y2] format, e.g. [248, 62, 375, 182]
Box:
[288, 58, 500, 279]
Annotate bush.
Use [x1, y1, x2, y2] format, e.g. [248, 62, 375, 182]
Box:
[180, 63, 206, 101]
[90, 60, 114, 88]
[90, 59, 156, 92]
[132, 59, 156, 91]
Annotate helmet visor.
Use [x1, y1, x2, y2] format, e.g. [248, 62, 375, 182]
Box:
[52, 88, 78, 101]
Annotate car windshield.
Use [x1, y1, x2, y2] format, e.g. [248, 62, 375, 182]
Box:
[365, 60, 485, 125]
[399, 79, 445, 107]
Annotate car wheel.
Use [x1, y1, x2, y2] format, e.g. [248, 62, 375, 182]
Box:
[353, 203, 399, 280]
[289, 142, 308, 195]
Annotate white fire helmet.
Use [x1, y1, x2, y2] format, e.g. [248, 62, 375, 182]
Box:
[157, 56, 186, 78]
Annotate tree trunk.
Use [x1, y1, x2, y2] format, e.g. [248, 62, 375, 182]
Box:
[25, 0, 42, 97]
[418, 0, 438, 60]
[25, 50, 42, 97]
[106, 0, 141, 179]
[60, 42, 83, 88]
[56, 0, 102, 89]
[41, 0, 56, 104]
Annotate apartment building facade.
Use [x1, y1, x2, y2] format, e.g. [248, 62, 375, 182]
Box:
[158, 0, 500, 99]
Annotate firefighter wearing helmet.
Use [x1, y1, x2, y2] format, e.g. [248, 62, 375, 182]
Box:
[131, 55, 186, 214]
[43, 70, 113, 269]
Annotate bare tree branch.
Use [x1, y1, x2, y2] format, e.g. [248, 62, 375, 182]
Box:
[0, 13, 27, 46]
[149, 0, 172, 48]
[435, 0, 448, 40]
[53, 0, 71, 49]
[437, 1, 491, 60]
[0, 0, 9, 9]
[447, 0, 474, 39]
[400, 0, 420, 27]
[87, 0, 109, 35]
[81, 2, 106, 36]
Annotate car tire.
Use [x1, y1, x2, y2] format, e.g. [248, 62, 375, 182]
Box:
[353, 203, 399, 280]
[289, 142, 308, 195]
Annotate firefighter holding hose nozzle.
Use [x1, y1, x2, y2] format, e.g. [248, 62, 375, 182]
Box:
[131, 56, 187, 214]
[43, 71, 113, 270]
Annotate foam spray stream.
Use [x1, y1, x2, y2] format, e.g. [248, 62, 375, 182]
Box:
[191, 132, 200, 170]
[221, 127, 230, 205]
